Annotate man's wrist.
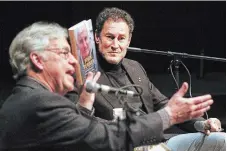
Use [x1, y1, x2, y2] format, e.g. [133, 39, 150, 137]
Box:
[78, 102, 93, 110]
[157, 108, 171, 130]
[76, 103, 95, 116]
[163, 106, 175, 125]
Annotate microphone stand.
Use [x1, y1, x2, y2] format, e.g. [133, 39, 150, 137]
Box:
[128, 47, 226, 90]
[173, 56, 180, 89]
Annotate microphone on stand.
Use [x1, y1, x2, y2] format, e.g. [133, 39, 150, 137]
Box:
[85, 81, 145, 150]
[85, 81, 140, 98]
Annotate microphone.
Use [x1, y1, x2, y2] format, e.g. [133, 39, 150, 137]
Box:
[194, 121, 211, 132]
[85, 81, 139, 98]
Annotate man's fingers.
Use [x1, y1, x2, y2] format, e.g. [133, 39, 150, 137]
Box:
[93, 71, 101, 82]
[190, 106, 210, 118]
[85, 72, 94, 81]
[191, 99, 213, 111]
[190, 94, 212, 104]
[173, 82, 188, 97]
[86, 71, 101, 82]
[83, 72, 101, 94]
[204, 130, 210, 136]
[208, 118, 222, 132]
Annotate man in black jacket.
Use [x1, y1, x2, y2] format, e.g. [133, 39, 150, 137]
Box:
[67, 7, 225, 151]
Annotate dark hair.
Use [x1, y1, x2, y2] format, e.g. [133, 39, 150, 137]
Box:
[95, 7, 135, 37]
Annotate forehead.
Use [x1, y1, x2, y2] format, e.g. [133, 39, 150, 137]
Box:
[78, 29, 88, 37]
[102, 19, 130, 35]
[48, 38, 70, 49]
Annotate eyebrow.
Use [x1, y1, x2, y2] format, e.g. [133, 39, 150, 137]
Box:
[105, 31, 127, 36]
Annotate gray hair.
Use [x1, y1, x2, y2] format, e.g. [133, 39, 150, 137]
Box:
[95, 7, 135, 37]
[9, 21, 68, 79]
[76, 22, 88, 45]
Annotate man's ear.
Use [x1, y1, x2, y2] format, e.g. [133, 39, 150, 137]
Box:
[95, 33, 100, 44]
[29, 52, 44, 71]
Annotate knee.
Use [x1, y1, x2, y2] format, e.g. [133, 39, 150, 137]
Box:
[206, 132, 225, 145]
[208, 132, 225, 140]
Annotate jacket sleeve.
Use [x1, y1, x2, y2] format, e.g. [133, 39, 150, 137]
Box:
[36, 93, 164, 150]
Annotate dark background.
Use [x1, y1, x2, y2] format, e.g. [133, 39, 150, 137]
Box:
[0, 1, 226, 126]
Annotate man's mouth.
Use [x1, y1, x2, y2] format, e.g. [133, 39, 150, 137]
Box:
[66, 70, 75, 79]
[108, 51, 120, 55]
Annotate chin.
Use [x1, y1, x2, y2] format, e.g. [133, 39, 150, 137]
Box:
[65, 83, 74, 92]
[108, 60, 119, 64]
[69, 85, 75, 91]
[106, 58, 121, 64]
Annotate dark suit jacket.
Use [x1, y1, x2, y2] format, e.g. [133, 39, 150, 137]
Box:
[92, 58, 168, 120]
[0, 76, 166, 151]
[67, 58, 202, 133]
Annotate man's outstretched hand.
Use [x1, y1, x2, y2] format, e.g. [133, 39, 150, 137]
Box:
[165, 82, 213, 125]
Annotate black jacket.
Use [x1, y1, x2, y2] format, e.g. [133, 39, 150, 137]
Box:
[0, 76, 165, 151]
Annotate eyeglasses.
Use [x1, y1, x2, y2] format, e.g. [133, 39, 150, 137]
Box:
[45, 48, 71, 60]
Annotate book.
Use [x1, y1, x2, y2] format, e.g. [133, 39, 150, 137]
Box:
[68, 19, 98, 87]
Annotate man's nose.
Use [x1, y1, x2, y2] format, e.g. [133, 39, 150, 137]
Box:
[111, 38, 119, 49]
[68, 53, 78, 65]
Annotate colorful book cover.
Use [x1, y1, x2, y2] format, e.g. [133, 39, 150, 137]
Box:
[68, 19, 98, 87]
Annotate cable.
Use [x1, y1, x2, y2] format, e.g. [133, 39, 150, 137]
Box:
[179, 60, 209, 120]
[169, 59, 209, 120]
[169, 60, 180, 89]
[116, 84, 143, 105]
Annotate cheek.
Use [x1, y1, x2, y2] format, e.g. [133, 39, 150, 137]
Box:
[118, 51, 127, 60]
[79, 44, 84, 50]
[54, 62, 66, 76]
[119, 45, 128, 54]
[120, 53, 125, 59]
[86, 40, 90, 46]
[120, 42, 129, 50]
[99, 41, 111, 52]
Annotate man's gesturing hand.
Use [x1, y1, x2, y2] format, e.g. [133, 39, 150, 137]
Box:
[165, 82, 213, 125]
[78, 71, 101, 110]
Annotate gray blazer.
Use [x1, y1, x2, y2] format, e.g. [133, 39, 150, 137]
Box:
[0, 76, 165, 151]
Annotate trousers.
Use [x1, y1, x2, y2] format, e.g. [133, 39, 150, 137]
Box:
[166, 132, 226, 151]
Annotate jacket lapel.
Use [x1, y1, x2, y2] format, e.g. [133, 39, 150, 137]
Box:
[122, 59, 141, 92]
[122, 59, 154, 113]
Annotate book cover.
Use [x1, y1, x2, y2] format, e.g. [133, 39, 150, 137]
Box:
[68, 19, 98, 87]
